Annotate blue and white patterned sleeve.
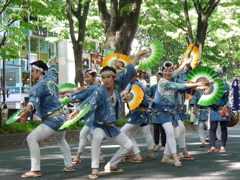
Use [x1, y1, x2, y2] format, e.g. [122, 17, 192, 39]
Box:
[115, 63, 137, 91]
[164, 81, 186, 90]
[76, 88, 101, 120]
[47, 65, 58, 83]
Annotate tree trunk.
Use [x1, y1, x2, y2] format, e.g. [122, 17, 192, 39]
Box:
[66, 0, 89, 86]
[188, 0, 220, 58]
[195, 16, 208, 58]
[73, 42, 84, 86]
[98, 0, 142, 55]
[183, 0, 194, 44]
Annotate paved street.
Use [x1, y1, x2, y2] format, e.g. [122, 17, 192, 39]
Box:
[1, 124, 240, 180]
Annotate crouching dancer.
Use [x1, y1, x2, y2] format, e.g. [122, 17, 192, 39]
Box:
[21, 59, 74, 178]
[69, 50, 147, 179]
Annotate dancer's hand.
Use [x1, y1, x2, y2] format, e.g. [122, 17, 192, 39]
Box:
[49, 58, 58, 66]
[60, 89, 74, 95]
[122, 93, 132, 103]
[68, 110, 79, 120]
[23, 104, 33, 115]
[193, 108, 197, 115]
[131, 49, 148, 66]
[60, 93, 71, 98]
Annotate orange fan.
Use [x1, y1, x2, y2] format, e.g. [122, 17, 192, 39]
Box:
[128, 85, 144, 111]
[102, 53, 132, 67]
[179, 44, 199, 69]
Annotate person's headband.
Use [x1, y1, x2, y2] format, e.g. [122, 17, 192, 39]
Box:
[100, 70, 116, 76]
[163, 61, 174, 70]
[85, 69, 97, 75]
[31, 65, 43, 71]
[31, 64, 48, 74]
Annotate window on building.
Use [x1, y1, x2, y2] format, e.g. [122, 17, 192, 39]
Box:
[39, 39, 48, 61]
[49, 42, 55, 58]
[6, 72, 16, 87]
[22, 72, 30, 87]
[30, 37, 39, 54]
[20, 37, 29, 58]
[98, 43, 105, 55]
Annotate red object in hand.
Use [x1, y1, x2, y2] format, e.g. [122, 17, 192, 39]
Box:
[222, 107, 229, 117]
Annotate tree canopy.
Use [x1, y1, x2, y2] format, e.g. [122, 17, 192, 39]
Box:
[1, 0, 240, 83]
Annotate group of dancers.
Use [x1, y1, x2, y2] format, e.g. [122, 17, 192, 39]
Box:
[20, 49, 230, 179]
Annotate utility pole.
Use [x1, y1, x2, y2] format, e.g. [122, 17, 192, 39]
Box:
[2, 58, 6, 104]
[0, 58, 6, 126]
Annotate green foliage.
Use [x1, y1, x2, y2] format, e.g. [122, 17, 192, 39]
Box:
[81, 41, 96, 52]
[115, 119, 128, 127]
[85, 19, 104, 40]
[0, 119, 128, 134]
[2, 0, 240, 79]
[0, 121, 85, 134]
[0, 121, 42, 134]
[183, 118, 190, 123]
[120, 3, 134, 16]
[65, 121, 85, 131]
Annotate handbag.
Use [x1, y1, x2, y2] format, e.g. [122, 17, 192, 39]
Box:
[227, 111, 239, 127]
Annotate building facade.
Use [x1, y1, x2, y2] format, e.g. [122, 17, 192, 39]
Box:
[1, 31, 104, 109]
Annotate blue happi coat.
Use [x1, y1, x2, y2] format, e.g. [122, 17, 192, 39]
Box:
[76, 63, 137, 138]
[178, 67, 192, 82]
[148, 84, 157, 99]
[127, 80, 149, 126]
[175, 66, 193, 121]
[191, 90, 209, 121]
[210, 82, 230, 122]
[71, 83, 99, 127]
[175, 78, 194, 121]
[28, 65, 66, 131]
[152, 76, 187, 127]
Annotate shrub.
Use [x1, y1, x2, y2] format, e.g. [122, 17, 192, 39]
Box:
[0, 118, 128, 134]
[0, 121, 42, 134]
[115, 119, 128, 127]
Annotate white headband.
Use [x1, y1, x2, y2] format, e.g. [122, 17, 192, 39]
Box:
[85, 69, 97, 75]
[163, 61, 174, 70]
[31, 65, 43, 71]
[101, 70, 116, 76]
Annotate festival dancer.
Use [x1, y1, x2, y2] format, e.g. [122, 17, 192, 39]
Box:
[191, 90, 209, 147]
[21, 59, 74, 178]
[136, 70, 155, 158]
[152, 61, 209, 167]
[120, 74, 153, 163]
[68, 50, 147, 179]
[208, 71, 230, 153]
[59, 69, 103, 164]
[114, 63, 155, 160]
[148, 71, 166, 151]
[175, 64, 195, 160]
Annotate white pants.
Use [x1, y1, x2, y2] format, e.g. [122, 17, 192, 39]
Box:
[26, 124, 72, 171]
[162, 122, 179, 155]
[91, 128, 133, 169]
[141, 125, 154, 150]
[77, 126, 92, 153]
[177, 120, 186, 149]
[121, 123, 141, 154]
[198, 121, 208, 143]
